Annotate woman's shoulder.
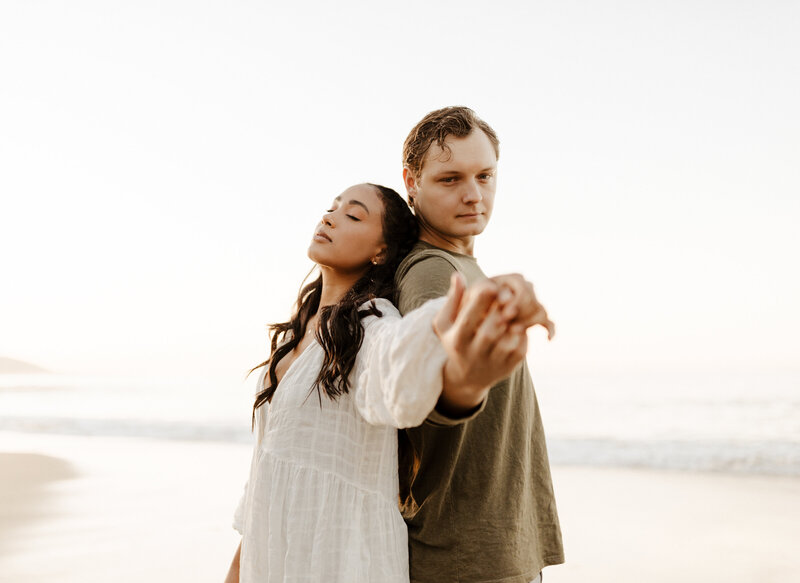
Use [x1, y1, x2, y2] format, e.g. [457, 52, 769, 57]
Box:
[358, 297, 400, 324]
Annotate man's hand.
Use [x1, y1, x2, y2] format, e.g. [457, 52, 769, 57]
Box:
[490, 273, 555, 339]
[432, 273, 531, 417]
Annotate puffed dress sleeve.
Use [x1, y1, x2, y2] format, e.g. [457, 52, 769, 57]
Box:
[353, 297, 448, 428]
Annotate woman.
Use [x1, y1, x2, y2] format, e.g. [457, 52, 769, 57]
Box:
[225, 183, 460, 582]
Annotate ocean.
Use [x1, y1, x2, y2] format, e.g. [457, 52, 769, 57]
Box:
[1, 368, 798, 476]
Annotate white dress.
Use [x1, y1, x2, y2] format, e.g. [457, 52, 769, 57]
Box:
[233, 297, 447, 583]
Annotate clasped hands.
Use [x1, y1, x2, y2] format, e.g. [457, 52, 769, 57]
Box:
[432, 272, 555, 417]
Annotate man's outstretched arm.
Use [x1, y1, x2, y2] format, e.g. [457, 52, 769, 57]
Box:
[432, 273, 553, 418]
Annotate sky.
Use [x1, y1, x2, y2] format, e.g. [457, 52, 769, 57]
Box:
[1, 0, 798, 382]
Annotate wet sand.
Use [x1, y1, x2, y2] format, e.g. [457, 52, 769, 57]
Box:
[0, 451, 77, 558]
[0, 432, 250, 582]
[1, 432, 798, 583]
[547, 466, 800, 583]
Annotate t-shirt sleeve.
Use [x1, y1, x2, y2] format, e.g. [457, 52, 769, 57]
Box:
[424, 398, 487, 426]
[353, 298, 448, 428]
[397, 255, 458, 315]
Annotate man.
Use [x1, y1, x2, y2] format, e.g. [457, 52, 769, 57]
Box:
[396, 106, 564, 583]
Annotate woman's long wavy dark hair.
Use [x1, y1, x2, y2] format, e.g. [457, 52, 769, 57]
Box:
[251, 184, 418, 422]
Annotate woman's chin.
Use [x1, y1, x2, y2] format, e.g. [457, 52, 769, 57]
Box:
[307, 248, 334, 270]
[307, 245, 323, 264]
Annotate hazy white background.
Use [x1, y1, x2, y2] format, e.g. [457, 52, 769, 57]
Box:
[2, 0, 798, 384]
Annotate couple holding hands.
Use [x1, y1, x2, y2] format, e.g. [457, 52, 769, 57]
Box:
[225, 107, 564, 583]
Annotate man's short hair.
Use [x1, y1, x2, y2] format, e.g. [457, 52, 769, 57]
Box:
[402, 106, 500, 179]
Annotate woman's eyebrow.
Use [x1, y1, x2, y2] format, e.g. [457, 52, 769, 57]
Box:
[347, 200, 370, 214]
[333, 195, 370, 214]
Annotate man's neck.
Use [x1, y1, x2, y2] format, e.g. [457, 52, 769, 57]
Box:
[418, 230, 475, 256]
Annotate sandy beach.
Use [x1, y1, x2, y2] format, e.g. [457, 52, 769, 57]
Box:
[0, 451, 77, 558]
[1, 431, 798, 583]
[547, 466, 799, 583]
[0, 432, 251, 583]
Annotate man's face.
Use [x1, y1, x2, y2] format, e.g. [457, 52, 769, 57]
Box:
[404, 129, 497, 251]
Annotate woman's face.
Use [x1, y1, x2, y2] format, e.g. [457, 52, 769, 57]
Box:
[307, 184, 387, 274]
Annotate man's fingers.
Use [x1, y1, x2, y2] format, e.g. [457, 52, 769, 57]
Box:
[544, 318, 556, 340]
[510, 327, 529, 362]
[500, 290, 518, 320]
[489, 273, 525, 293]
[487, 273, 556, 340]
[491, 274, 538, 322]
[487, 323, 528, 369]
[520, 310, 556, 341]
[471, 303, 509, 354]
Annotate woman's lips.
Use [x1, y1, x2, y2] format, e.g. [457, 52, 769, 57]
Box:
[314, 231, 332, 242]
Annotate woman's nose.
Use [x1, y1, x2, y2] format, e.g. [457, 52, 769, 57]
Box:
[322, 213, 334, 227]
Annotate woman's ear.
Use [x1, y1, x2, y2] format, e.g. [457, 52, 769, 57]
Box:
[371, 244, 388, 265]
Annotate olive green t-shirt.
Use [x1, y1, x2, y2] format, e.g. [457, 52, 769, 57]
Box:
[395, 241, 565, 583]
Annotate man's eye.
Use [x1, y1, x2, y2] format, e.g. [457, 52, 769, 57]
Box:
[479, 174, 492, 180]
[441, 177, 456, 183]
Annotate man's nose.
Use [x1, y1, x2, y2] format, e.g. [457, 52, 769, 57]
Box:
[462, 180, 483, 204]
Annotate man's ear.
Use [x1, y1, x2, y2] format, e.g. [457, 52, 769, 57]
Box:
[402, 167, 417, 207]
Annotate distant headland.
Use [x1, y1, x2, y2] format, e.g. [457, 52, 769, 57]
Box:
[0, 357, 50, 374]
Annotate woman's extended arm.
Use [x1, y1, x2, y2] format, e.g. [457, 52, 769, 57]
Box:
[355, 274, 546, 425]
[353, 296, 449, 427]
